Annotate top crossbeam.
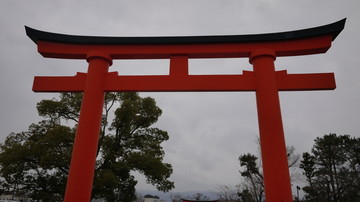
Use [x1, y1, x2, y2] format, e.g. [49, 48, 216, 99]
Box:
[25, 19, 345, 60]
[26, 19, 345, 45]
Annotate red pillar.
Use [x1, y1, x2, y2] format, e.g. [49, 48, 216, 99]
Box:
[250, 49, 293, 202]
[64, 52, 112, 202]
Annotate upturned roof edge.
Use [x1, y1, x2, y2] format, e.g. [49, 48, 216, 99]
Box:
[25, 18, 346, 45]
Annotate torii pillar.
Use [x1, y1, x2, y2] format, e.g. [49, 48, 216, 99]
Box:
[26, 18, 345, 202]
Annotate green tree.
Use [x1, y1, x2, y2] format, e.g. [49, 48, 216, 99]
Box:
[237, 145, 300, 202]
[0, 92, 174, 202]
[238, 153, 263, 202]
[0, 121, 73, 201]
[300, 134, 360, 202]
[238, 189, 255, 202]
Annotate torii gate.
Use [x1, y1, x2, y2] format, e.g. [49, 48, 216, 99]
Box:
[26, 19, 345, 202]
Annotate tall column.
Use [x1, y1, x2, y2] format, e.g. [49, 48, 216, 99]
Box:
[250, 49, 293, 202]
[64, 51, 112, 202]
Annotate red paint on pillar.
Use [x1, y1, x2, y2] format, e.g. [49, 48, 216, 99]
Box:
[64, 52, 112, 202]
[250, 49, 293, 202]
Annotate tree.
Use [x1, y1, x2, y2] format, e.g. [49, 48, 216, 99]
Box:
[237, 144, 300, 202]
[0, 92, 174, 202]
[238, 189, 255, 202]
[185, 192, 209, 201]
[0, 122, 73, 201]
[216, 185, 241, 202]
[144, 194, 159, 199]
[170, 192, 183, 202]
[238, 153, 263, 202]
[300, 133, 360, 202]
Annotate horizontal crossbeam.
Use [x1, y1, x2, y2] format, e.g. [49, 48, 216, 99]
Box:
[276, 70, 335, 91]
[33, 71, 335, 92]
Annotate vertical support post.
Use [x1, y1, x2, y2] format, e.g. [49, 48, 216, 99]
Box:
[170, 55, 189, 77]
[64, 52, 112, 202]
[250, 49, 293, 202]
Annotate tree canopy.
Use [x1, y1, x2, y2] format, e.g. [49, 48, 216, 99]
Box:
[300, 133, 360, 202]
[237, 144, 300, 202]
[0, 92, 174, 202]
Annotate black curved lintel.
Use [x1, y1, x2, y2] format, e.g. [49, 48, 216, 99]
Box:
[25, 18, 346, 45]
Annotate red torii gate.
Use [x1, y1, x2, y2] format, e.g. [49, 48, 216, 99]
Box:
[26, 18, 345, 202]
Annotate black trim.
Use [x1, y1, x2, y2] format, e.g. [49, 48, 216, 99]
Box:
[25, 18, 345, 45]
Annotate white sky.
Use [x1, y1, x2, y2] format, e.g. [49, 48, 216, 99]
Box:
[0, 0, 359, 197]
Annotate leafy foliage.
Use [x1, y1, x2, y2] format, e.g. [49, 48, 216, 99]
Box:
[237, 145, 300, 202]
[0, 92, 174, 202]
[0, 121, 73, 201]
[300, 134, 360, 202]
[238, 153, 263, 202]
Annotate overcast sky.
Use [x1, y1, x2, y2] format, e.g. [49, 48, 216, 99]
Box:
[0, 0, 359, 197]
